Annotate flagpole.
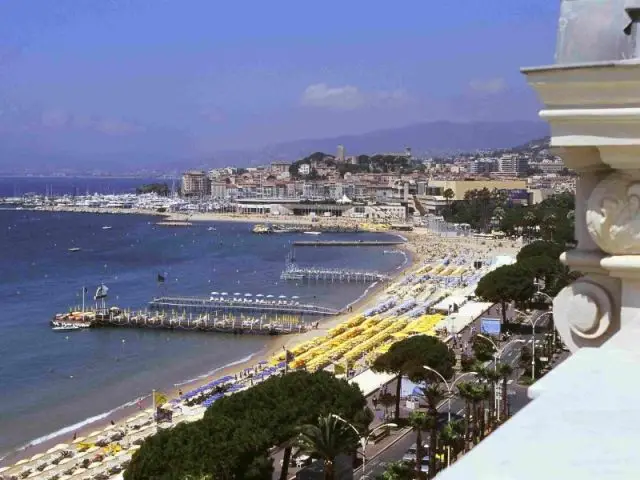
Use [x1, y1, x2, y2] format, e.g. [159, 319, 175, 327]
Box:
[152, 389, 156, 422]
[82, 286, 85, 313]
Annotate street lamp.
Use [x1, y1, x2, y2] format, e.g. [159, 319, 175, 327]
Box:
[476, 334, 525, 419]
[421, 367, 478, 467]
[513, 310, 553, 380]
[330, 414, 397, 479]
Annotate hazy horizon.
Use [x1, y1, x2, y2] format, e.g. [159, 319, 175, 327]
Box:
[0, 0, 558, 169]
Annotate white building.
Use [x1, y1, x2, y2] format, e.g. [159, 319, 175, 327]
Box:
[336, 145, 345, 163]
[298, 164, 311, 176]
[496, 154, 528, 177]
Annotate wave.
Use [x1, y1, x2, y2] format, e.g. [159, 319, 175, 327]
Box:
[5, 393, 150, 461]
[173, 352, 258, 387]
[343, 281, 378, 311]
[3, 352, 262, 462]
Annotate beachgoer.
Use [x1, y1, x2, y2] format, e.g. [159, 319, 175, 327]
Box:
[111, 420, 115, 426]
[73, 432, 77, 441]
[179, 389, 183, 397]
[372, 396, 379, 409]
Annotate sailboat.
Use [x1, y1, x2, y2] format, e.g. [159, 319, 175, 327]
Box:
[102, 226, 113, 230]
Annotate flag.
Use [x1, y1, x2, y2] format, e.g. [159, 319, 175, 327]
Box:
[157, 273, 166, 283]
[94, 284, 109, 300]
[154, 391, 168, 407]
[82, 287, 88, 294]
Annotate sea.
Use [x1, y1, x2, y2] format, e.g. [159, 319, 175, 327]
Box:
[0, 177, 408, 460]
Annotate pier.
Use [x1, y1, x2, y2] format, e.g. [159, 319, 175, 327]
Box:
[96, 311, 305, 335]
[148, 296, 338, 316]
[292, 240, 405, 247]
[280, 264, 390, 283]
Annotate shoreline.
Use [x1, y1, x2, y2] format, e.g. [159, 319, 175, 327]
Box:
[0, 234, 415, 468]
[13, 205, 396, 230]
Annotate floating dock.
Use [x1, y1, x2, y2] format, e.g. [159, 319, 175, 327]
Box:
[148, 296, 338, 316]
[292, 240, 405, 247]
[280, 265, 390, 283]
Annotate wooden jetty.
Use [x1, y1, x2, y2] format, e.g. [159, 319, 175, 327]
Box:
[148, 296, 338, 316]
[97, 311, 305, 335]
[292, 240, 405, 247]
[280, 265, 390, 283]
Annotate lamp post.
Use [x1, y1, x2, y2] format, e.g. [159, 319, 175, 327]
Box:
[422, 366, 478, 467]
[330, 414, 397, 479]
[476, 335, 525, 419]
[514, 310, 553, 380]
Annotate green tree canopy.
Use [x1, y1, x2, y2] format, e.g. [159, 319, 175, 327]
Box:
[475, 264, 536, 322]
[372, 335, 454, 420]
[125, 371, 369, 480]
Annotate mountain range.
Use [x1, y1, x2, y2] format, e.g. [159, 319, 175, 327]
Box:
[217, 120, 550, 166]
[0, 120, 550, 174]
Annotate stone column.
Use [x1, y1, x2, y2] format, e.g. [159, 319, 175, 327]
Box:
[523, 62, 640, 351]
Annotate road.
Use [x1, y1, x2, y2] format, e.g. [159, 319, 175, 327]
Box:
[355, 336, 532, 479]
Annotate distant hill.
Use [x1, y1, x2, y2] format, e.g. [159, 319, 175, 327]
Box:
[254, 120, 550, 161]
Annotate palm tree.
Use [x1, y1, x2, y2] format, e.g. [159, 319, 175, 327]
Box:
[443, 188, 455, 215]
[379, 392, 396, 421]
[295, 415, 359, 480]
[381, 460, 414, 480]
[476, 365, 500, 429]
[408, 411, 431, 480]
[497, 363, 514, 420]
[439, 419, 464, 465]
[473, 384, 491, 440]
[420, 384, 445, 478]
[456, 382, 474, 451]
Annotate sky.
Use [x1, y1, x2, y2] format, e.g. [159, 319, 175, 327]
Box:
[0, 0, 560, 168]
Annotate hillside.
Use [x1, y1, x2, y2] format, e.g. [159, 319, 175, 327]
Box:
[257, 120, 549, 161]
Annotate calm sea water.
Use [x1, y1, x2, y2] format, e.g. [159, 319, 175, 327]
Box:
[0, 178, 407, 458]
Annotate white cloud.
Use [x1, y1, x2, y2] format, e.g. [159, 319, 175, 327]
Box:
[300, 83, 408, 110]
[468, 77, 507, 94]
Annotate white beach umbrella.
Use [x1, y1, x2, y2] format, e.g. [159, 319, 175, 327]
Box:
[244, 293, 252, 297]
[291, 296, 299, 299]
[233, 292, 241, 296]
[220, 292, 228, 295]
[30, 453, 45, 462]
[211, 291, 219, 295]
[266, 294, 274, 298]
[278, 295, 287, 299]
[72, 436, 87, 444]
[256, 294, 264, 297]
[46, 444, 69, 454]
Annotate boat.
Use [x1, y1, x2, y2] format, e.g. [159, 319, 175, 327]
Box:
[207, 226, 216, 231]
[303, 231, 321, 235]
[51, 321, 91, 331]
[102, 226, 113, 230]
[68, 247, 81, 252]
[252, 224, 272, 234]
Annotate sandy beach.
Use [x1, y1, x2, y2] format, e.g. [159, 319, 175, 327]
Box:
[0, 236, 413, 468]
[0, 208, 520, 475]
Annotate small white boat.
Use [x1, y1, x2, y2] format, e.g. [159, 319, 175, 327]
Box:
[207, 227, 216, 231]
[51, 322, 91, 331]
[102, 226, 113, 230]
[68, 247, 81, 252]
[303, 231, 321, 235]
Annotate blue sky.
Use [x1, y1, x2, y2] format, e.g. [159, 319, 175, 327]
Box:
[0, 0, 559, 165]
